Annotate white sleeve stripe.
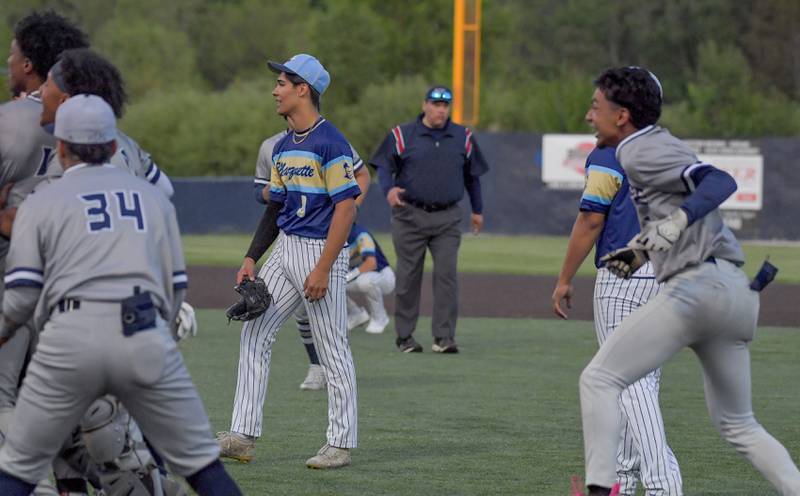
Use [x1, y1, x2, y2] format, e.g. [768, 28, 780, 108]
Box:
[4, 271, 44, 284]
[145, 164, 160, 180]
[353, 158, 364, 170]
[682, 162, 709, 192]
[254, 178, 269, 185]
[172, 273, 189, 284]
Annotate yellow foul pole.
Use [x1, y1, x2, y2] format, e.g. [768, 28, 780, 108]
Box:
[452, 0, 482, 126]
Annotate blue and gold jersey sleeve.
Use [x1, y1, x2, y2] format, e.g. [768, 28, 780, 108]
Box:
[352, 232, 377, 261]
[321, 146, 360, 203]
[268, 148, 288, 204]
[579, 164, 623, 214]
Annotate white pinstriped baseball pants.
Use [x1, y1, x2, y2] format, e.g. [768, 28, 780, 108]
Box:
[583, 259, 800, 494]
[230, 233, 357, 448]
[594, 264, 682, 495]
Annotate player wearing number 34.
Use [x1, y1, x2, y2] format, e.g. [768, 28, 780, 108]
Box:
[0, 94, 241, 495]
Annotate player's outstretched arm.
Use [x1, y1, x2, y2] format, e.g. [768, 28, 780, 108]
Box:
[305, 198, 356, 301]
[552, 211, 605, 319]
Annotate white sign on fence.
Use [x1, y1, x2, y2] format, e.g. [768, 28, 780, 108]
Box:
[541, 134, 763, 211]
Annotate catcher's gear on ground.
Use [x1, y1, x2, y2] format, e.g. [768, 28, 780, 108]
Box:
[600, 247, 649, 279]
[629, 208, 689, 252]
[175, 301, 198, 340]
[226, 278, 272, 322]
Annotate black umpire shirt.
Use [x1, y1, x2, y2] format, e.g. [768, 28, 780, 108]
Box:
[370, 114, 489, 213]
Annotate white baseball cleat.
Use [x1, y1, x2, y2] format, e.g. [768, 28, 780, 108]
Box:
[306, 444, 351, 469]
[216, 431, 255, 463]
[365, 315, 389, 334]
[299, 364, 326, 390]
[347, 307, 369, 331]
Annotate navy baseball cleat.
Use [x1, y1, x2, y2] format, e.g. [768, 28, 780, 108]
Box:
[396, 336, 423, 353]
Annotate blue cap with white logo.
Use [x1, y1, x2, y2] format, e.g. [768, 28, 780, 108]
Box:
[268, 54, 331, 96]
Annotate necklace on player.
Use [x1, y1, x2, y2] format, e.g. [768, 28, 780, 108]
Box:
[292, 117, 326, 144]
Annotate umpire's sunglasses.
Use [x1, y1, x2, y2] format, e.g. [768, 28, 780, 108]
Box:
[426, 88, 453, 102]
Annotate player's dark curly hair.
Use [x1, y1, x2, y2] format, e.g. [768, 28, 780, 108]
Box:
[594, 67, 662, 129]
[13, 11, 88, 81]
[57, 48, 127, 118]
[287, 73, 321, 111]
[65, 142, 116, 164]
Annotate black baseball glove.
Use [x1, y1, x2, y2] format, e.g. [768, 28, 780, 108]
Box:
[599, 246, 649, 279]
[226, 277, 272, 323]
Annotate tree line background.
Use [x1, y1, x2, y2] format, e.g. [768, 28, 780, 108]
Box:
[1, 0, 798, 176]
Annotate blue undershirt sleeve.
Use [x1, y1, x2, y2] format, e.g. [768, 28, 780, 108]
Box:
[254, 184, 267, 204]
[680, 165, 737, 225]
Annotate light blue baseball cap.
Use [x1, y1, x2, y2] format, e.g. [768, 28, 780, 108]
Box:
[268, 54, 330, 96]
[54, 94, 116, 144]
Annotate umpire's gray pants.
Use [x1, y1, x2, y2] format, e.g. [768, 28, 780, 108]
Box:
[580, 259, 800, 494]
[0, 302, 220, 484]
[391, 204, 461, 340]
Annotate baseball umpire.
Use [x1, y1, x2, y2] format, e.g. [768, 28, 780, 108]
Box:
[370, 86, 489, 353]
[0, 95, 240, 495]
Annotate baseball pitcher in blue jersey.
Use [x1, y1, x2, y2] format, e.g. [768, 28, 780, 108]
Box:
[553, 146, 682, 495]
[218, 54, 360, 469]
[253, 123, 370, 392]
[574, 67, 800, 496]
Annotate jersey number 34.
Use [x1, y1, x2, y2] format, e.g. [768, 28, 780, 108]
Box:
[80, 191, 146, 233]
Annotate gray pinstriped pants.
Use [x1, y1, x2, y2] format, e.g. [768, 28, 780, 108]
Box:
[230, 234, 357, 448]
[594, 264, 682, 495]
[582, 259, 800, 495]
[0, 305, 219, 483]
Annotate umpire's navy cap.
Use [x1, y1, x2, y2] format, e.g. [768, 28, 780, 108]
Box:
[267, 54, 330, 96]
[54, 94, 116, 144]
[425, 85, 453, 103]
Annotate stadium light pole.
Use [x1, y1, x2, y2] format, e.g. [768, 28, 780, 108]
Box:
[452, 0, 482, 126]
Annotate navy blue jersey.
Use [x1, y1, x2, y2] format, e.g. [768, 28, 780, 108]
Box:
[578, 147, 641, 268]
[346, 224, 389, 271]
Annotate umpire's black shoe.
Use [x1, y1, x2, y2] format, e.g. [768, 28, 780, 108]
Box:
[432, 337, 459, 354]
[396, 336, 423, 353]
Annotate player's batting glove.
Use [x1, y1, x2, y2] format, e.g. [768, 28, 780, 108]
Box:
[630, 208, 689, 252]
[600, 247, 648, 279]
[175, 301, 198, 340]
[225, 277, 272, 323]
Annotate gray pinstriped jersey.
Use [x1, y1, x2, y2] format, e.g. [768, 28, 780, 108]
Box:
[7, 130, 171, 208]
[3, 164, 186, 331]
[254, 129, 363, 188]
[0, 95, 55, 187]
[616, 125, 744, 282]
[0, 95, 57, 306]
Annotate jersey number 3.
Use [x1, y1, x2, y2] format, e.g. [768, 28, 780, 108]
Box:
[80, 191, 146, 233]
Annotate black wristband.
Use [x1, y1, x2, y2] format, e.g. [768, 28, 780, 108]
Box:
[245, 200, 282, 262]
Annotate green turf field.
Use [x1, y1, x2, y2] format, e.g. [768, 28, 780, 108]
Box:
[183, 234, 800, 283]
[185, 310, 800, 495]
